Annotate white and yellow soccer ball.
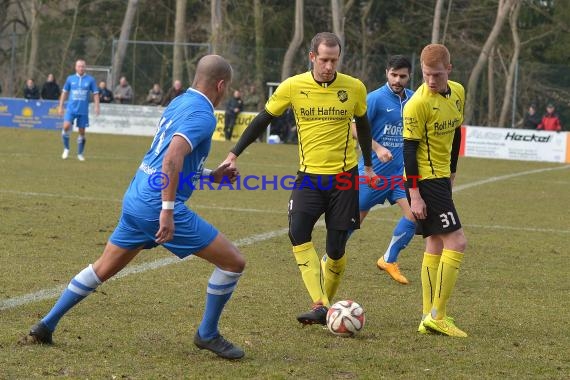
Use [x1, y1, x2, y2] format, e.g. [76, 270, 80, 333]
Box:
[326, 300, 366, 337]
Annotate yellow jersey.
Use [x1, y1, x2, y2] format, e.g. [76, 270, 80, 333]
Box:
[403, 80, 464, 180]
[266, 71, 367, 174]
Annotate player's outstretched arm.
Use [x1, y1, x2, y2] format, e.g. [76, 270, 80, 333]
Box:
[223, 110, 274, 168]
[210, 162, 239, 184]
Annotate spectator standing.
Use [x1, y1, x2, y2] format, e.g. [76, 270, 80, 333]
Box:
[146, 83, 163, 106]
[224, 90, 244, 141]
[243, 84, 261, 112]
[98, 81, 114, 104]
[161, 80, 185, 107]
[521, 104, 541, 129]
[537, 103, 563, 132]
[24, 79, 40, 99]
[114, 76, 133, 104]
[40, 74, 61, 100]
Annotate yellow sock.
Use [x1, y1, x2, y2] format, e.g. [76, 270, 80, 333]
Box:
[432, 249, 464, 319]
[421, 252, 441, 316]
[322, 254, 347, 302]
[293, 242, 329, 306]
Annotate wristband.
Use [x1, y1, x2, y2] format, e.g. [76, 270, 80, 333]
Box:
[202, 168, 213, 177]
[162, 201, 175, 210]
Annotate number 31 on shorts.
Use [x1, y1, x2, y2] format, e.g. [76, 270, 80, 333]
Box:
[439, 212, 457, 228]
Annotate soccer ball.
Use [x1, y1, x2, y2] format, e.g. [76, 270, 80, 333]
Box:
[326, 300, 366, 337]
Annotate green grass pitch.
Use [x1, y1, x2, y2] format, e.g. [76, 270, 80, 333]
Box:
[0, 128, 568, 379]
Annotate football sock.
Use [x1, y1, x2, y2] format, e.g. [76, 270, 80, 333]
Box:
[432, 249, 464, 319]
[77, 135, 86, 155]
[322, 254, 347, 302]
[62, 129, 70, 150]
[198, 268, 242, 340]
[41, 264, 101, 332]
[421, 252, 441, 316]
[383, 217, 416, 263]
[293, 242, 329, 307]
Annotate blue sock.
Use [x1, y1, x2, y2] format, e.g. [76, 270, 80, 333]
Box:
[41, 265, 101, 332]
[198, 268, 242, 340]
[383, 217, 416, 263]
[62, 130, 70, 150]
[77, 135, 86, 155]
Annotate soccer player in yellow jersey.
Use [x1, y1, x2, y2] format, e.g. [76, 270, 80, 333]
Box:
[403, 44, 468, 337]
[224, 32, 375, 325]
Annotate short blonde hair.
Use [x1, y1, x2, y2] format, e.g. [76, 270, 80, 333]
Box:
[420, 44, 450, 67]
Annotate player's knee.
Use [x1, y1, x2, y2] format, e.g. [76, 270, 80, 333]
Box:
[234, 252, 246, 273]
[288, 223, 312, 246]
[326, 230, 349, 260]
[224, 247, 246, 273]
[448, 231, 467, 252]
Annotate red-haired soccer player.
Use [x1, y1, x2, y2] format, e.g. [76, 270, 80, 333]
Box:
[403, 44, 468, 337]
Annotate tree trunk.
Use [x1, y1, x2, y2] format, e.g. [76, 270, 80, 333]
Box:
[431, 0, 445, 43]
[173, 0, 187, 84]
[281, 0, 304, 81]
[498, 1, 521, 128]
[253, 0, 265, 108]
[359, 0, 373, 79]
[111, 0, 139, 87]
[487, 46, 496, 125]
[26, 0, 40, 79]
[441, 0, 453, 44]
[464, 0, 514, 125]
[210, 0, 222, 55]
[58, 0, 80, 82]
[331, 0, 354, 71]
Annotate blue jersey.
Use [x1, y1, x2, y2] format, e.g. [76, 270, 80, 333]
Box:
[358, 83, 414, 176]
[62, 74, 99, 115]
[122, 88, 216, 218]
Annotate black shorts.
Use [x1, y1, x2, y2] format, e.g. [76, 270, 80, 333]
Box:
[288, 166, 360, 231]
[406, 178, 462, 238]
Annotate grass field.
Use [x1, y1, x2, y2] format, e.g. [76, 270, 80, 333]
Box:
[1, 127, 569, 379]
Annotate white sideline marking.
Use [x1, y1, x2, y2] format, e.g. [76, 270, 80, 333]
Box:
[366, 216, 569, 234]
[1, 165, 568, 311]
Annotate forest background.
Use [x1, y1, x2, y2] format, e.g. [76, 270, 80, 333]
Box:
[0, 0, 568, 127]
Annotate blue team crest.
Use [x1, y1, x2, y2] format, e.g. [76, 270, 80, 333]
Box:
[337, 90, 348, 103]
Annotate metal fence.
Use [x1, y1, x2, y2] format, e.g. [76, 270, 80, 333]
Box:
[0, 32, 567, 128]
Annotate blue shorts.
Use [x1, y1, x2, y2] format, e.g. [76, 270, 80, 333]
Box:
[64, 111, 89, 128]
[109, 207, 219, 258]
[359, 177, 407, 211]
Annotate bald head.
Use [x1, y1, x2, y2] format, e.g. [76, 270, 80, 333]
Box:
[193, 55, 232, 88]
[192, 55, 232, 107]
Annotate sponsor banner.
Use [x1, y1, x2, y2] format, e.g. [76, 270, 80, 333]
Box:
[464, 126, 568, 163]
[0, 98, 258, 141]
[90, 104, 162, 136]
[0, 97, 61, 130]
[212, 111, 257, 142]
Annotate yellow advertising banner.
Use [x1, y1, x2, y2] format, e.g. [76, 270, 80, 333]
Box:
[212, 110, 258, 141]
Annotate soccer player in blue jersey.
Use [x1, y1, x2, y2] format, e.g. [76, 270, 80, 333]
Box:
[58, 59, 100, 161]
[343, 55, 416, 285]
[23, 55, 247, 359]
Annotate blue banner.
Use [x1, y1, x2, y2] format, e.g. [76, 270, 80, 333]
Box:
[0, 97, 62, 130]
